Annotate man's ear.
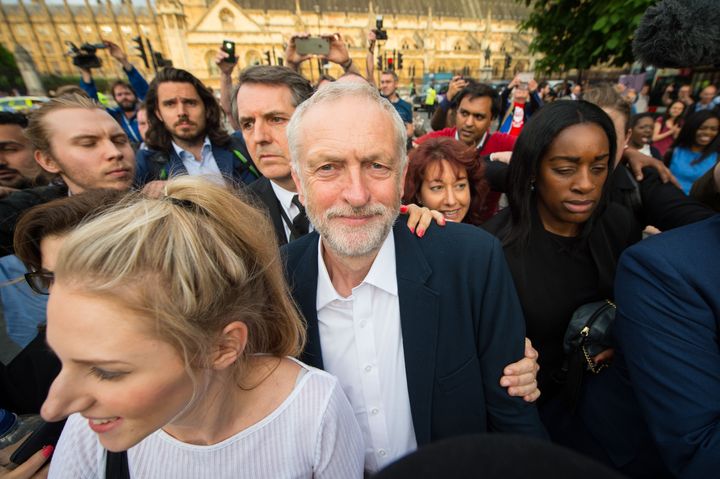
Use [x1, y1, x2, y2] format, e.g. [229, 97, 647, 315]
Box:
[34, 150, 62, 175]
[291, 168, 305, 205]
[212, 321, 248, 370]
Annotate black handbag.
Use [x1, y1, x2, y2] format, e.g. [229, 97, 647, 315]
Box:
[561, 300, 616, 411]
[563, 299, 616, 373]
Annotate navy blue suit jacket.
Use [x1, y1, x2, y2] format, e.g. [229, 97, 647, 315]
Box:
[134, 132, 257, 187]
[283, 220, 547, 445]
[613, 215, 720, 478]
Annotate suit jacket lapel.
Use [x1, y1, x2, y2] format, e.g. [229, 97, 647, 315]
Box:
[254, 178, 289, 246]
[291, 234, 324, 369]
[393, 222, 439, 446]
[212, 145, 235, 179]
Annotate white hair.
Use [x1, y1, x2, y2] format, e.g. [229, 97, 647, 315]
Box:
[286, 82, 408, 178]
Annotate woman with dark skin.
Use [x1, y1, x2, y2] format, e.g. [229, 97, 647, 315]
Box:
[628, 113, 663, 161]
[482, 101, 654, 473]
[665, 110, 720, 194]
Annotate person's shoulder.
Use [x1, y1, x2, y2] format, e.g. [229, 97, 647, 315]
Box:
[487, 132, 516, 150]
[411, 220, 501, 259]
[281, 232, 319, 269]
[416, 127, 455, 144]
[481, 208, 512, 237]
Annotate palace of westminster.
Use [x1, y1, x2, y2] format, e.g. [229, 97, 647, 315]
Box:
[0, 0, 534, 89]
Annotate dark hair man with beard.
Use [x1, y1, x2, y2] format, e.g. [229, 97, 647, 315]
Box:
[135, 68, 259, 194]
[78, 41, 149, 145]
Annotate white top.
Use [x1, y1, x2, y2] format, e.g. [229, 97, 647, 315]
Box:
[48, 360, 364, 479]
[172, 136, 224, 185]
[270, 180, 301, 242]
[316, 233, 417, 473]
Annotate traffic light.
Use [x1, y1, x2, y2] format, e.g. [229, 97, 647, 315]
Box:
[265, 51, 271, 65]
[504, 54, 512, 69]
[132, 36, 149, 69]
[387, 57, 394, 71]
[398, 52, 404, 70]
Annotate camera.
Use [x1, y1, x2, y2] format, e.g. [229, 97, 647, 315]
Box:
[66, 41, 107, 70]
[374, 15, 388, 41]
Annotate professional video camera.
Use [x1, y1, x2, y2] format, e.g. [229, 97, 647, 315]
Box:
[374, 15, 388, 41]
[65, 41, 107, 70]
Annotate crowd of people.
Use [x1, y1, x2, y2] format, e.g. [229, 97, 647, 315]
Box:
[0, 19, 718, 479]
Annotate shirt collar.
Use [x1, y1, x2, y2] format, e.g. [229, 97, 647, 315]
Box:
[316, 230, 397, 310]
[269, 180, 297, 211]
[171, 136, 211, 158]
[454, 130, 487, 150]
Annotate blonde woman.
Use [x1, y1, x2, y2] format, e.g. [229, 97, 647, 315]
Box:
[40, 177, 364, 478]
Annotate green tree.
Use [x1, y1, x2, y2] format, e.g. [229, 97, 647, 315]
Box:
[0, 44, 24, 93]
[518, 0, 656, 75]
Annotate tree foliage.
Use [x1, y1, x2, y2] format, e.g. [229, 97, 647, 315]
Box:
[518, 0, 656, 73]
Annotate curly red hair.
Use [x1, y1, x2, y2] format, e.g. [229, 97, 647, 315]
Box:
[403, 137, 490, 225]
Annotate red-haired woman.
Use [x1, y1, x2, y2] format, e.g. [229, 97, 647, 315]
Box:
[403, 137, 490, 225]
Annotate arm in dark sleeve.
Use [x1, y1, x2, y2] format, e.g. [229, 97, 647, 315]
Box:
[79, 76, 99, 102]
[527, 91, 542, 116]
[430, 98, 450, 131]
[482, 157, 509, 193]
[474, 236, 547, 439]
[124, 65, 149, 100]
[614, 243, 720, 477]
[638, 167, 714, 229]
[690, 163, 720, 212]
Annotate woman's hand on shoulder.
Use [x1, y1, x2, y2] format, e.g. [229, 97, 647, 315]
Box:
[400, 204, 446, 238]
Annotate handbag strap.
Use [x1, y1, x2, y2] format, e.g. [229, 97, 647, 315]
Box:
[105, 450, 130, 479]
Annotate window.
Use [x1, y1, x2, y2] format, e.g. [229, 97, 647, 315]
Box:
[44, 42, 54, 54]
[206, 51, 219, 76]
[101, 25, 113, 34]
[121, 26, 133, 35]
[219, 9, 234, 30]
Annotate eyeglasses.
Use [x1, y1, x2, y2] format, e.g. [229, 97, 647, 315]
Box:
[24, 270, 54, 295]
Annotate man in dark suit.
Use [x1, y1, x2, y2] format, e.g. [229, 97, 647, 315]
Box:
[612, 215, 720, 477]
[283, 82, 546, 473]
[232, 66, 314, 245]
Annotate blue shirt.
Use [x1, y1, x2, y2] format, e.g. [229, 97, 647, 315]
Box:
[669, 147, 718, 194]
[389, 97, 413, 124]
[79, 65, 149, 143]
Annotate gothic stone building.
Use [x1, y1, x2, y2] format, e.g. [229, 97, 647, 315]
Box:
[0, 0, 533, 89]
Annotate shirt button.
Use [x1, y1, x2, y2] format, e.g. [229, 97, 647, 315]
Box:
[378, 449, 387, 457]
[371, 408, 379, 415]
[364, 365, 372, 373]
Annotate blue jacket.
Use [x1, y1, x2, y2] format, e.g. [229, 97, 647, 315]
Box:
[283, 220, 547, 444]
[134, 132, 259, 187]
[80, 66, 148, 143]
[613, 215, 720, 478]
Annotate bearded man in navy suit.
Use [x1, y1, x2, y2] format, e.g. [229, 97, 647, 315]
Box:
[282, 82, 546, 474]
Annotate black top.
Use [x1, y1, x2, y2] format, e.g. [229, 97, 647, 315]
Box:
[483, 203, 641, 400]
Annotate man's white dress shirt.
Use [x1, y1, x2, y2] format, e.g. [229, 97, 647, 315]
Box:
[316, 232, 417, 472]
